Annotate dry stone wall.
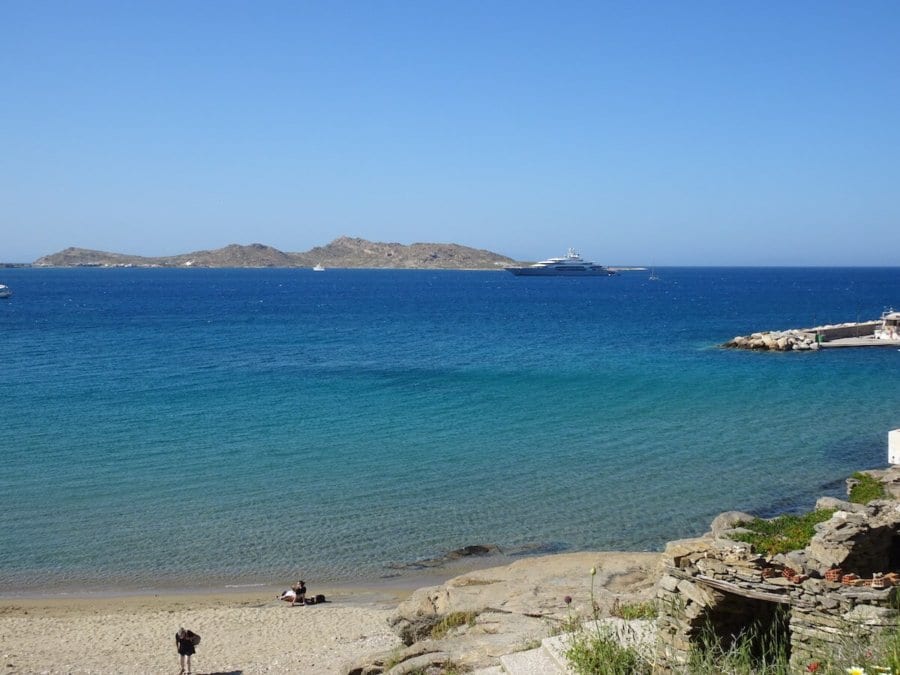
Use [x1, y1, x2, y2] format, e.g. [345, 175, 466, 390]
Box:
[656, 493, 900, 671]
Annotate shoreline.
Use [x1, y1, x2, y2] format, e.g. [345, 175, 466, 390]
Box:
[0, 550, 544, 602]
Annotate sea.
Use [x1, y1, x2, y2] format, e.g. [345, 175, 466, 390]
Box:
[1, 266, 898, 596]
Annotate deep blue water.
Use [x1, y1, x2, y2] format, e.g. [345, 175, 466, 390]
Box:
[1, 267, 899, 593]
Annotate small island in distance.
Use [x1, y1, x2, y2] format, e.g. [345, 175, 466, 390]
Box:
[31, 236, 517, 270]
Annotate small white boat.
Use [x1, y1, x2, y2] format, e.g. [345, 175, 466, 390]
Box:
[312, 263, 325, 272]
[0, 284, 11, 299]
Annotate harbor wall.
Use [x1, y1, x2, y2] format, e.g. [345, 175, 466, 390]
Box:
[817, 322, 877, 340]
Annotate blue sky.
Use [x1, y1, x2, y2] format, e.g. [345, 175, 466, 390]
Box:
[3, 1, 899, 264]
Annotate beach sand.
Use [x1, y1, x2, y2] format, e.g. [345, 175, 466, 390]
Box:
[0, 586, 408, 674]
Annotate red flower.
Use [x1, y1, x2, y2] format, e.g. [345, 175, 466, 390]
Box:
[806, 661, 820, 672]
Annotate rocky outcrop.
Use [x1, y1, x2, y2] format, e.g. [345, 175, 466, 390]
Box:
[344, 551, 660, 674]
[386, 544, 504, 571]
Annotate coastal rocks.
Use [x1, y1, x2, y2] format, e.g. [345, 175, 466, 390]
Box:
[390, 551, 660, 637]
[387, 544, 502, 571]
[724, 329, 819, 352]
[707, 510, 756, 538]
[347, 614, 549, 674]
[346, 551, 661, 673]
[815, 496, 868, 514]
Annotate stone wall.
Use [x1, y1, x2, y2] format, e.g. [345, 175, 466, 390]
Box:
[655, 499, 900, 671]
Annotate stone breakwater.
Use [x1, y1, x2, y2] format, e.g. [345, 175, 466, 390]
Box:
[724, 321, 879, 351]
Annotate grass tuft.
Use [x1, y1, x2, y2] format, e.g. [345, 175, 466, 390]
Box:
[610, 599, 657, 620]
[429, 611, 478, 639]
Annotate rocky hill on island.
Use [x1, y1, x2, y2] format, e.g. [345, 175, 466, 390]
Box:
[33, 237, 517, 270]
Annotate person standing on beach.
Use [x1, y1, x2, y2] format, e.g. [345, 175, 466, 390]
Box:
[175, 627, 198, 674]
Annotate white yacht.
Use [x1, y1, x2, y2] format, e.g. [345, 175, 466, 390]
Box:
[0, 284, 11, 299]
[505, 248, 614, 276]
[312, 263, 325, 272]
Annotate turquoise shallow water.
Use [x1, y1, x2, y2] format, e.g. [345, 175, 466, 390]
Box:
[1, 267, 899, 593]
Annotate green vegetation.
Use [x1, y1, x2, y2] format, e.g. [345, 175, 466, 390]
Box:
[566, 628, 652, 675]
[610, 599, 657, 620]
[564, 616, 900, 674]
[429, 611, 479, 639]
[730, 509, 836, 555]
[849, 472, 888, 504]
[684, 614, 791, 674]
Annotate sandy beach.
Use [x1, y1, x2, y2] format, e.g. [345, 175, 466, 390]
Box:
[0, 587, 408, 674]
[0, 549, 663, 674]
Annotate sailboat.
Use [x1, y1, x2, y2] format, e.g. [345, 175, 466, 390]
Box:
[648, 267, 660, 281]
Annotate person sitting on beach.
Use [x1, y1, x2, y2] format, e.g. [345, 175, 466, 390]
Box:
[291, 579, 306, 605]
[277, 580, 306, 606]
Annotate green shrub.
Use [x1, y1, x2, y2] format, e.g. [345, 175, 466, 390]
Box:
[848, 472, 887, 504]
[731, 509, 835, 555]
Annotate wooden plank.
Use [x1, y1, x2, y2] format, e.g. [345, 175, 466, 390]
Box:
[694, 575, 793, 605]
[666, 567, 793, 605]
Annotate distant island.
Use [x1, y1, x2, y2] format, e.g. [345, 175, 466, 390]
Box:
[32, 237, 518, 270]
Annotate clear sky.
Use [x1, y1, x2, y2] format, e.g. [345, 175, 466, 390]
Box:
[3, 1, 900, 265]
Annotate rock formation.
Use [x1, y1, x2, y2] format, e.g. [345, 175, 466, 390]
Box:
[344, 551, 660, 673]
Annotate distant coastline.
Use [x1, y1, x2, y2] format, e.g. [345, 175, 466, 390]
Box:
[29, 236, 519, 270]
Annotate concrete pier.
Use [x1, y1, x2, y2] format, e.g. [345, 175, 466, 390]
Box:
[820, 336, 900, 349]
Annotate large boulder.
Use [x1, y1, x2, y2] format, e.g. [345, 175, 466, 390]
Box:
[707, 511, 756, 538]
